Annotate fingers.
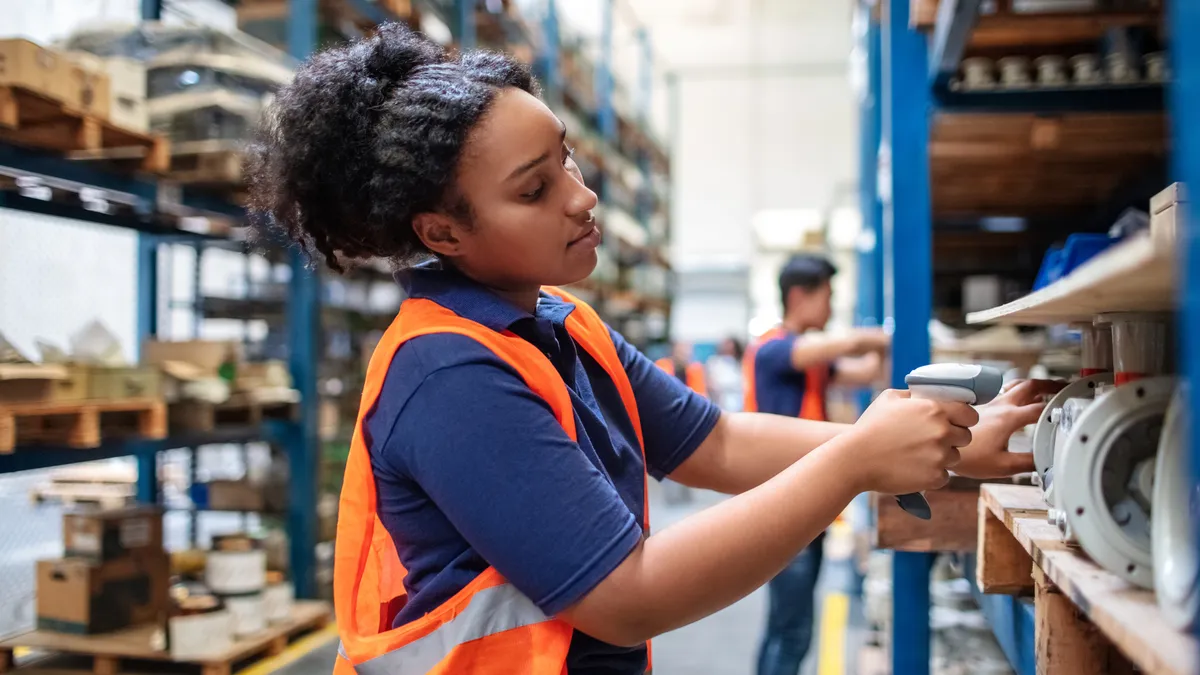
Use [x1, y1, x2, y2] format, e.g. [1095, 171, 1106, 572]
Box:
[945, 425, 973, 449]
[941, 401, 980, 429]
[1006, 401, 1049, 427]
[1001, 379, 1067, 404]
[1004, 452, 1036, 475]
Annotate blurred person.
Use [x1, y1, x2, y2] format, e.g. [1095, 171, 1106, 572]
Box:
[249, 25, 1059, 675]
[655, 340, 708, 397]
[706, 336, 745, 412]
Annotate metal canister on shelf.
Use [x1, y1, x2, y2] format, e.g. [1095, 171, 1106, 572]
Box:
[1076, 320, 1113, 376]
[1034, 55, 1068, 87]
[1105, 52, 1139, 84]
[998, 56, 1033, 88]
[1144, 52, 1168, 82]
[206, 548, 268, 595]
[1099, 312, 1170, 385]
[1071, 54, 1103, 85]
[961, 57, 996, 90]
[223, 593, 267, 637]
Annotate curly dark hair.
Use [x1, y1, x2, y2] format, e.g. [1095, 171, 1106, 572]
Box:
[246, 23, 539, 271]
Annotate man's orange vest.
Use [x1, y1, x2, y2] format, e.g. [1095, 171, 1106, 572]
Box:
[654, 357, 707, 397]
[742, 327, 827, 421]
[333, 287, 649, 675]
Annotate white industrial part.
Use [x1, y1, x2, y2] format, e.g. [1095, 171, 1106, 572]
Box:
[1032, 373, 1113, 499]
[1057, 376, 1175, 589]
[264, 582, 295, 624]
[205, 549, 267, 595]
[1153, 388, 1199, 629]
[224, 593, 268, 637]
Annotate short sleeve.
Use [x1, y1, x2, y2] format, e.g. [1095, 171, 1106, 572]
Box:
[754, 335, 797, 377]
[373, 337, 643, 616]
[608, 328, 722, 478]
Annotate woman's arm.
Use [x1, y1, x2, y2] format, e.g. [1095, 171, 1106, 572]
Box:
[559, 390, 976, 646]
[670, 377, 1066, 495]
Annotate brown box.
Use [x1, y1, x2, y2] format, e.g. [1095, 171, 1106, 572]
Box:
[63, 506, 164, 563]
[85, 366, 162, 400]
[143, 340, 241, 376]
[196, 480, 266, 512]
[0, 39, 77, 105]
[71, 52, 146, 131]
[37, 554, 170, 634]
[69, 63, 111, 119]
[0, 363, 68, 404]
[235, 361, 291, 391]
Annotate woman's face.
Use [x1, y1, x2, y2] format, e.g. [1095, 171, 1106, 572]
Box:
[424, 87, 600, 291]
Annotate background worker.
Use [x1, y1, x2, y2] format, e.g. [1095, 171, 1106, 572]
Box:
[706, 336, 746, 412]
[251, 26, 1059, 675]
[656, 340, 708, 397]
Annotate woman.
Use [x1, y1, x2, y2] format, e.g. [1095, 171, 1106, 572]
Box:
[248, 25, 1054, 675]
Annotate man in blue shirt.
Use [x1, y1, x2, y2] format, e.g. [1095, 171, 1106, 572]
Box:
[749, 254, 890, 675]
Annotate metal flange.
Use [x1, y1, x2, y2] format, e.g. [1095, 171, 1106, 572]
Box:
[1032, 372, 1113, 496]
[1153, 386, 1199, 629]
[1059, 376, 1175, 589]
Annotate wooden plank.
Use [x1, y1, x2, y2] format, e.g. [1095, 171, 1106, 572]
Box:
[0, 602, 328, 666]
[977, 496, 1034, 594]
[1034, 566, 1136, 675]
[966, 234, 1174, 325]
[971, 11, 1162, 50]
[872, 485, 979, 552]
[979, 485, 1199, 675]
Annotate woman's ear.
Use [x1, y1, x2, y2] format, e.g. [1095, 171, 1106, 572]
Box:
[412, 212, 464, 258]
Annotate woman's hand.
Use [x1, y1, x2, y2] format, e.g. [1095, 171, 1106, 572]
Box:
[954, 379, 1066, 478]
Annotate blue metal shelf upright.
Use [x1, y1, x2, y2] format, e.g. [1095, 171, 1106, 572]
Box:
[866, 0, 1200, 673]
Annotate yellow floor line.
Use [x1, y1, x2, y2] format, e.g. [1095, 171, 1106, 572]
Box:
[817, 592, 849, 675]
[235, 623, 340, 675]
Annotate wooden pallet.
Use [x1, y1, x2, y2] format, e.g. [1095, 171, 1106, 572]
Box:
[169, 393, 299, 433]
[0, 602, 330, 675]
[872, 479, 982, 553]
[977, 484, 1198, 675]
[0, 86, 169, 173]
[0, 399, 167, 454]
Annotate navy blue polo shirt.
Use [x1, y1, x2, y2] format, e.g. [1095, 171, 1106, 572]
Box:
[363, 264, 721, 674]
[752, 333, 833, 417]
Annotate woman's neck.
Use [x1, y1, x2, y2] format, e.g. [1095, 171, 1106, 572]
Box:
[490, 286, 541, 314]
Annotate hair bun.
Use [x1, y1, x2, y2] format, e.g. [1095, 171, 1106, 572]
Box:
[363, 23, 444, 81]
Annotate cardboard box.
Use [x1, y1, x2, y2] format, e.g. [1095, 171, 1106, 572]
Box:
[235, 360, 291, 391]
[0, 363, 70, 404]
[143, 340, 241, 376]
[191, 480, 266, 512]
[63, 506, 164, 563]
[1151, 183, 1187, 251]
[86, 366, 162, 400]
[0, 39, 77, 105]
[71, 52, 145, 129]
[69, 63, 111, 119]
[37, 554, 170, 634]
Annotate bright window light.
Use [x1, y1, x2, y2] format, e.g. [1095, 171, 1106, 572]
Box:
[753, 208, 822, 251]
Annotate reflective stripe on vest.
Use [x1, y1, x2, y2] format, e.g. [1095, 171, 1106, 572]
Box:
[341, 582, 548, 675]
[334, 285, 650, 675]
[742, 328, 827, 421]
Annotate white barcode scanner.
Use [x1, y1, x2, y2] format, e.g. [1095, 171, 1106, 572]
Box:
[897, 364, 1005, 520]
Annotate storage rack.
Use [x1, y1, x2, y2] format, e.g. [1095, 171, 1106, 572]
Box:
[856, 1, 1200, 674]
[0, 0, 670, 603]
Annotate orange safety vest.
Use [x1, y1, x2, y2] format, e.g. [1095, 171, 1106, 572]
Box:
[333, 287, 649, 675]
[742, 327, 827, 421]
[654, 357, 707, 397]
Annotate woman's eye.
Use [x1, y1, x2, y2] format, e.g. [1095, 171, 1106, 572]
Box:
[522, 183, 545, 200]
[563, 145, 576, 166]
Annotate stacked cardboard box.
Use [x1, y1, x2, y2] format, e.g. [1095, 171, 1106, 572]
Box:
[37, 507, 170, 634]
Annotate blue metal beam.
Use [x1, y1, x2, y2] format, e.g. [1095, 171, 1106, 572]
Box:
[288, 0, 318, 62]
[596, 0, 616, 142]
[136, 233, 160, 505]
[1169, 0, 1200, 633]
[964, 556, 1036, 675]
[455, 0, 477, 50]
[884, 0, 935, 670]
[538, 0, 562, 106]
[345, 0, 393, 24]
[928, 0, 983, 89]
[0, 429, 275, 475]
[140, 0, 162, 21]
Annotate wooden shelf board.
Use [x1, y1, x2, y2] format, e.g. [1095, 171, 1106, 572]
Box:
[979, 485, 1197, 675]
[966, 233, 1173, 325]
[931, 112, 1167, 219]
[0, 602, 329, 666]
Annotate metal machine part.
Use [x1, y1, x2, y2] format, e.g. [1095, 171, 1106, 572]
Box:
[1153, 387, 1199, 629]
[1032, 373, 1113, 498]
[1058, 376, 1175, 589]
[899, 364, 1005, 520]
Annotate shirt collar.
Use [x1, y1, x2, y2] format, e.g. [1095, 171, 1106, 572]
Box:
[396, 259, 575, 332]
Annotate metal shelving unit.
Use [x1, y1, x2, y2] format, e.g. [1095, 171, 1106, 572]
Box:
[861, 1, 1200, 673]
